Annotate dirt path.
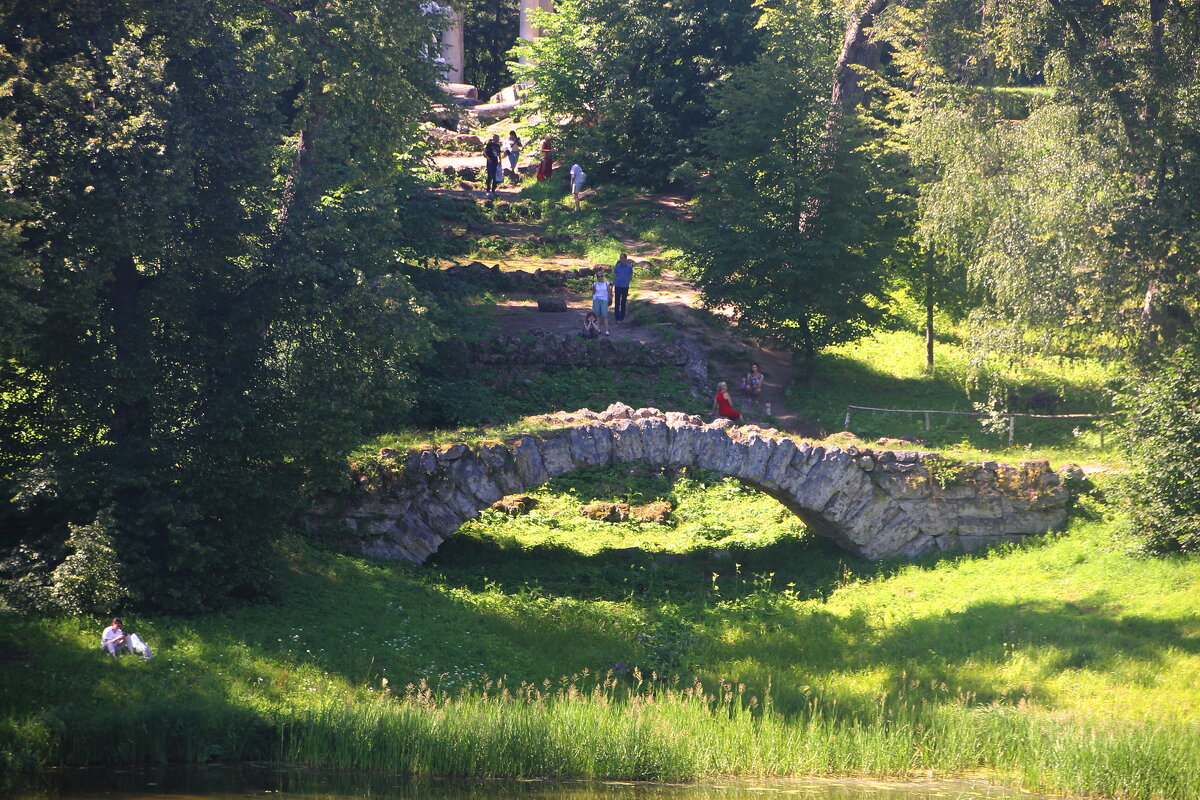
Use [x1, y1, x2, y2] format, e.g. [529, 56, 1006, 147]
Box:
[430, 162, 809, 431]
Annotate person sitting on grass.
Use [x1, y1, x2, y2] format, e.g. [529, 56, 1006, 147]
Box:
[580, 311, 601, 339]
[101, 617, 153, 659]
[102, 617, 131, 656]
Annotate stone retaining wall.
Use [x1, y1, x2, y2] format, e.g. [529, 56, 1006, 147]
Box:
[321, 404, 1079, 563]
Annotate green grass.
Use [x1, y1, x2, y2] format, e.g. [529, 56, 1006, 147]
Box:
[789, 328, 1121, 466]
[3, 464, 1200, 797]
[5, 183, 1182, 796]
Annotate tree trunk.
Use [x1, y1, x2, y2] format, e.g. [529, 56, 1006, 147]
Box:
[925, 271, 934, 372]
[801, 315, 816, 385]
[110, 254, 149, 447]
[830, 0, 891, 115]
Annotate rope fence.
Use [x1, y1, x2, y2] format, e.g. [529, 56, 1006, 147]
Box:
[842, 405, 1121, 446]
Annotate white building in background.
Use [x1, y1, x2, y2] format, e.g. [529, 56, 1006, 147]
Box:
[519, 0, 556, 44]
[422, 1, 465, 83]
[426, 0, 556, 85]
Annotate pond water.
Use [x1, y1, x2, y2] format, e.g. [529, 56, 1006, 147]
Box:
[5, 764, 1043, 800]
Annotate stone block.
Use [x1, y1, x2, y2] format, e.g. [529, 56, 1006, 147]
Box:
[416, 494, 466, 537]
[933, 484, 976, 501]
[759, 438, 800, 490]
[437, 443, 469, 463]
[636, 417, 670, 464]
[859, 512, 923, 559]
[512, 436, 548, 487]
[478, 442, 523, 495]
[609, 418, 645, 463]
[539, 435, 575, 477]
[431, 478, 479, 520]
[875, 466, 932, 499]
[599, 402, 634, 421]
[406, 447, 438, 474]
[447, 455, 503, 506]
[734, 434, 774, 484]
[898, 497, 959, 537]
[567, 424, 614, 467]
[666, 420, 701, 467]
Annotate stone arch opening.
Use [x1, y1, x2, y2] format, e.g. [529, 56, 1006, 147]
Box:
[329, 405, 1074, 563]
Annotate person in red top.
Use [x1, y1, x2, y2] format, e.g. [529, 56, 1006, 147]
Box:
[713, 381, 741, 421]
[536, 136, 554, 181]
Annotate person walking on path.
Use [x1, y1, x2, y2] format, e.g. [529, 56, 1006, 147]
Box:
[570, 162, 586, 212]
[613, 253, 634, 322]
[742, 363, 765, 406]
[591, 267, 612, 335]
[504, 130, 522, 177]
[536, 136, 554, 181]
[713, 382, 741, 421]
[483, 134, 502, 195]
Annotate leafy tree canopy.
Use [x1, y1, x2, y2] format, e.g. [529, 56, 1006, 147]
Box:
[0, 0, 442, 613]
[686, 0, 906, 380]
[513, 0, 762, 187]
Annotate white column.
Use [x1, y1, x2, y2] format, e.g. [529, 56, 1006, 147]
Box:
[519, 0, 555, 42]
[440, 9, 465, 83]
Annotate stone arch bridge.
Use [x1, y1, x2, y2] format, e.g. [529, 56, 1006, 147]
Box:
[325, 404, 1078, 562]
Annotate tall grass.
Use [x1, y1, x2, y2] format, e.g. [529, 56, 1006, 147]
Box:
[273, 674, 1200, 798]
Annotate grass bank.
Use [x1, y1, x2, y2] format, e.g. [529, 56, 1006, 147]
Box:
[2, 292, 1185, 796]
[3, 469, 1199, 797]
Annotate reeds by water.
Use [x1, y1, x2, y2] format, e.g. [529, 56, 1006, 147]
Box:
[276, 671, 1200, 798]
[5, 670, 1197, 798]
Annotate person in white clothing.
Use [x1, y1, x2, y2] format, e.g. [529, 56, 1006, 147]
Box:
[590, 267, 611, 335]
[570, 163, 586, 212]
[101, 617, 133, 656]
[101, 617, 154, 659]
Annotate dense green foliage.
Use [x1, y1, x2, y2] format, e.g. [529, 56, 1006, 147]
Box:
[513, 0, 762, 186]
[0, 1, 442, 612]
[1118, 337, 1200, 553]
[687, 2, 904, 380]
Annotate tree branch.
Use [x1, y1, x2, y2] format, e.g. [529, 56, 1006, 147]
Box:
[261, 0, 296, 23]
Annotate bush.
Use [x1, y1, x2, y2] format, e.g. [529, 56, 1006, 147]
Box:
[1118, 338, 1200, 552]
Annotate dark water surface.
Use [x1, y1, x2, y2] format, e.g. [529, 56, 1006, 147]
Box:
[3, 764, 1045, 800]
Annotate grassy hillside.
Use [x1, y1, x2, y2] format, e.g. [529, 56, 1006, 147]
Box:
[3, 327, 1194, 799]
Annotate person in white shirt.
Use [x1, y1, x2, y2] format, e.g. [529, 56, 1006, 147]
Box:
[101, 617, 153, 659]
[591, 267, 611, 335]
[570, 163, 586, 212]
[101, 617, 132, 656]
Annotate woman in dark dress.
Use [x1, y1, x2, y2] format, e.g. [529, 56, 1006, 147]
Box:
[536, 136, 554, 181]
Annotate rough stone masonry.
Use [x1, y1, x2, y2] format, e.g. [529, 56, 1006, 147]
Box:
[321, 404, 1082, 563]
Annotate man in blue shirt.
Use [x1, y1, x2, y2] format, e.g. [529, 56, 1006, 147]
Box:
[613, 252, 634, 322]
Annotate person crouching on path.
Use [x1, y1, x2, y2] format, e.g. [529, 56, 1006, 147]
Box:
[580, 311, 601, 339]
[483, 134, 502, 195]
[591, 268, 612, 336]
[102, 617, 132, 656]
[713, 382, 741, 421]
[613, 252, 633, 322]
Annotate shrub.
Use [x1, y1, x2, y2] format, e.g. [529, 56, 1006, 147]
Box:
[1117, 338, 1200, 552]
